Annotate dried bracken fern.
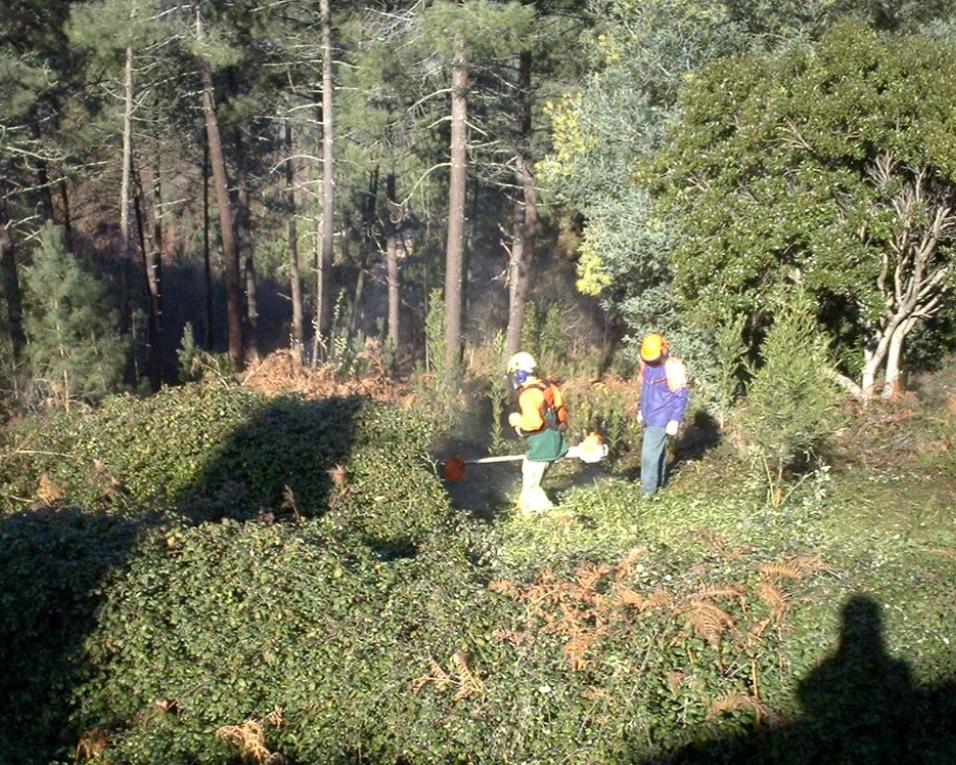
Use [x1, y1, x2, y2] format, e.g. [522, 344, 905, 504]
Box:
[645, 589, 673, 610]
[241, 349, 398, 401]
[488, 579, 516, 595]
[707, 693, 780, 725]
[689, 585, 748, 608]
[757, 579, 790, 623]
[575, 561, 613, 591]
[490, 628, 535, 646]
[666, 670, 686, 694]
[37, 473, 65, 505]
[612, 585, 646, 610]
[411, 652, 485, 701]
[74, 729, 108, 764]
[680, 601, 737, 647]
[215, 708, 285, 765]
[758, 563, 805, 581]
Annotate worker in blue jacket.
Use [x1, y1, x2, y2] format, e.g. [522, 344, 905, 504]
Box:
[636, 333, 689, 496]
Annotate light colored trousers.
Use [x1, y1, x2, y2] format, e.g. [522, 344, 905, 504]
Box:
[519, 458, 554, 515]
[641, 426, 668, 495]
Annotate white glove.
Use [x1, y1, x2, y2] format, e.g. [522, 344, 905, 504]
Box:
[508, 412, 521, 428]
[665, 420, 679, 436]
[636, 411, 643, 425]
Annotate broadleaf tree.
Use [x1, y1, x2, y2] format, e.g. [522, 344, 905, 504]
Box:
[647, 23, 956, 399]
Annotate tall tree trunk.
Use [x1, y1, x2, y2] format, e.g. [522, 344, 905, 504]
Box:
[30, 119, 55, 224]
[0, 197, 26, 368]
[134, 161, 165, 392]
[197, 9, 244, 371]
[315, 0, 334, 360]
[119, 45, 135, 335]
[349, 166, 379, 336]
[285, 121, 305, 361]
[232, 124, 259, 361]
[144, 159, 164, 390]
[225, 72, 259, 360]
[506, 49, 536, 356]
[443, 35, 468, 380]
[385, 170, 400, 360]
[202, 132, 214, 349]
[59, 177, 74, 255]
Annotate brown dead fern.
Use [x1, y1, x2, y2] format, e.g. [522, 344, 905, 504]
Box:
[707, 693, 780, 726]
[757, 578, 790, 623]
[74, 730, 108, 764]
[214, 708, 285, 765]
[411, 652, 485, 701]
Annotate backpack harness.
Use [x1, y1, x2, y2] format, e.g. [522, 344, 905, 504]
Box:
[524, 381, 568, 432]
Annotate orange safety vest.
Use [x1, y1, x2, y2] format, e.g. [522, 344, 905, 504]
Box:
[519, 380, 568, 433]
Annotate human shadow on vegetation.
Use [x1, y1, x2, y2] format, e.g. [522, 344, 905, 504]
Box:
[673, 410, 721, 463]
[647, 595, 956, 765]
[0, 395, 360, 764]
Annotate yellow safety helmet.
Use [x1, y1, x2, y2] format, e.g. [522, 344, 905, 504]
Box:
[506, 351, 537, 375]
[640, 333, 668, 363]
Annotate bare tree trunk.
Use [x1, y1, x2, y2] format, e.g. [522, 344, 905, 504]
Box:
[59, 178, 74, 255]
[145, 158, 164, 390]
[285, 121, 304, 361]
[506, 49, 536, 356]
[197, 9, 244, 371]
[883, 317, 917, 399]
[202, 132, 214, 349]
[232, 125, 259, 361]
[443, 35, 468, 380]
[0, 197, 26, 368]
[134, 161, 165, 392]
[315, 0, 334, 359]
[30, 120, 55, 223]
[119, 45, 135, 335]
[385, 171, 400, 360]
[349, 166, 378, 336]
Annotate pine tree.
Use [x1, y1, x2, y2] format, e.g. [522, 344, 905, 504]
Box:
[22, 224, 128, 409]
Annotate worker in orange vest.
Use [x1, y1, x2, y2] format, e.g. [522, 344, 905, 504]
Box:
[506, 351, 569, 515]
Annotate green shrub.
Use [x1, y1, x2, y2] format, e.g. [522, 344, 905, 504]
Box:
[737, 297, 846, 505]
[22, 222, 128, 408]
[0, 383, 447, 538]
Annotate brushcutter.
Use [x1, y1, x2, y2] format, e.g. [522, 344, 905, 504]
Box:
[442, 432, 609, 482]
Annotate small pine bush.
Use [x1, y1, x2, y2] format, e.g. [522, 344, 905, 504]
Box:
[737, 297, 846, 505]
[22, 223, 128, 408]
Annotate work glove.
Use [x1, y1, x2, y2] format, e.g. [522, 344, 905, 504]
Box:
[636, 411, 643, 425]
[665, 420, 679, 436]
[508, 412, 521, 428]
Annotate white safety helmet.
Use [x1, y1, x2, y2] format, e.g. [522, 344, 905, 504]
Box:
[506, 351, 537, 375]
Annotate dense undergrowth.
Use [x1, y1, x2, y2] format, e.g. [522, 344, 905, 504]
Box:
[1, 379, 955, 764]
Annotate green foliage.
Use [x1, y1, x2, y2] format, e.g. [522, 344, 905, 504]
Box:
[0, 384, 445, 536]
[1, 380, 955, 764]
[711, 311, 749, 427]
[520, 300, 539, 356]
[487, 330, 508, 453]
[21, 223, 128, 408]
[737, 298, 846, 505]
[649, 23, 956, 378]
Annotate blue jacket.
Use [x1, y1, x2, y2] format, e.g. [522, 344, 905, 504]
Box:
[639, 356, 689, 428]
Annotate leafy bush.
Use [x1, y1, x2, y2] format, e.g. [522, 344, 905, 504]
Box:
[736, 298, 846, 505]
[0, 383, 448, 540]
